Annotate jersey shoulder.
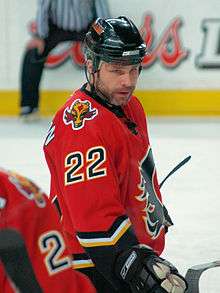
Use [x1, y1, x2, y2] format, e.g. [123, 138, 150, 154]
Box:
[125, 95, 147, 126]
[129, 95, 146, 115]
[55, 89, 100, 130]
[53, 88, 120, 140]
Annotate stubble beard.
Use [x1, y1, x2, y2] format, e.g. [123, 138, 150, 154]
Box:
[95, 78, 133, 106]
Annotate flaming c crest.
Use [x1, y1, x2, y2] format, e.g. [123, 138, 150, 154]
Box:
[63, 99, 98, 130]
[136, 148, 165, 240]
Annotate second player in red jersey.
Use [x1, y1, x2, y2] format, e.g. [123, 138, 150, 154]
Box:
[0, 168, 96, 293]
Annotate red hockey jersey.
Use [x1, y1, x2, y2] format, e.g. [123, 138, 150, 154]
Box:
[0, 168, 95, 293]
[43, 85, 166, 288]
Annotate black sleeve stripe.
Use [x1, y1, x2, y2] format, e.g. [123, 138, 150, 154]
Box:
[76, 216, 131, 248]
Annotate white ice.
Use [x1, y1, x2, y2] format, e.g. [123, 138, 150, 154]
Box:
[0, 117, 220, 292]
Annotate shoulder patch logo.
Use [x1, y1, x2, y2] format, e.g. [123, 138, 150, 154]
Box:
[63, 99, 98, 130]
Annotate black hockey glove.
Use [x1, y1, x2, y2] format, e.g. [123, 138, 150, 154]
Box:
[115, 244, 187, 293]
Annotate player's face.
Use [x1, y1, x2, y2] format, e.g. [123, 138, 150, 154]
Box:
[95, 62, 140, 106]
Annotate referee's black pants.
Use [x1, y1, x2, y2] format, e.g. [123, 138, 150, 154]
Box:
[20, 24, 88, 111]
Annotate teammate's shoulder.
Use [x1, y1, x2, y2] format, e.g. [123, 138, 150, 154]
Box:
[0, 169, 48, 209]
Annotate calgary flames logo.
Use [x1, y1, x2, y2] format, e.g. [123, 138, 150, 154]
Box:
[63, 99, 98, 130]
[8, 171, 46, 208]
[136, 148, 166, 239]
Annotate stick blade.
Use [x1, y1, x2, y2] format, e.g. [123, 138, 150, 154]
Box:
[185, 261, 220, 293]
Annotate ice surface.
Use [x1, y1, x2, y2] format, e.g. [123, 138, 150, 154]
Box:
[0, 116, 220, 292]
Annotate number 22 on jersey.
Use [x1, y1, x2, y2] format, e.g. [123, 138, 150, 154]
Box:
[64, 146, 107, 185]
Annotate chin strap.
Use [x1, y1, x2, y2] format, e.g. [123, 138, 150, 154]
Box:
[84, 65, 96, 94]
[84, 64, 114, 106]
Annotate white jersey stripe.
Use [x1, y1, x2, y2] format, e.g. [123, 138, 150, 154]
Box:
[77, 218, 131, 247]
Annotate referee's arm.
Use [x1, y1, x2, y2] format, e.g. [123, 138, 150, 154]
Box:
[36, 0, 51, 38]
[94, 0, 111, 18]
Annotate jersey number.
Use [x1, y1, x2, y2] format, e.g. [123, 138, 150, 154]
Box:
[65, 146, 107, 185]
[38, 231, 71, 275]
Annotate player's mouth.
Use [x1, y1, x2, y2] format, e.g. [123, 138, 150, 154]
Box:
[116, 90, 132, 97]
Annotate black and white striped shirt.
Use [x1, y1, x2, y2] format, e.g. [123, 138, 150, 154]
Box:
[36, 0, 110, 38]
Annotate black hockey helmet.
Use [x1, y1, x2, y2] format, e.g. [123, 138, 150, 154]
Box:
[84, 16, 146, 71]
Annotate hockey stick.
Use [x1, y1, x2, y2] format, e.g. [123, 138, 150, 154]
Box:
[159, 155, 191, 227]
[159, 155, 191, 189]
[0, 228, 42, 292]
[185, 260, 220, 293]
[159, 157, 220, 292]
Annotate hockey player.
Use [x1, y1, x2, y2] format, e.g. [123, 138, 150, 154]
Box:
[43, 16, 187, 292]
[0, 168, 96, 292]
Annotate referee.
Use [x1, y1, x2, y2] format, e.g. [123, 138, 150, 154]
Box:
[20, 0, 110, 120]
